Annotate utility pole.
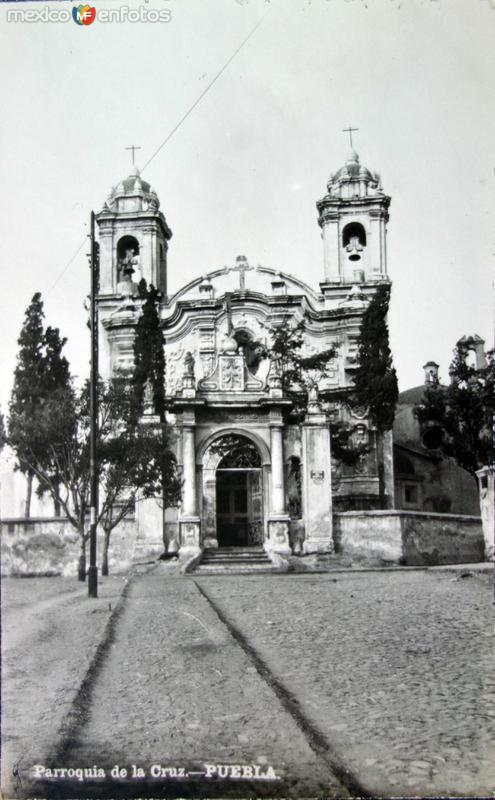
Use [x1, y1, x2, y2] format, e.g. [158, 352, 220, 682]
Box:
[88, 211, 99, 598]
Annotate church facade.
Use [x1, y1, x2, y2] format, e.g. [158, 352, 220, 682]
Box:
[96, 150, 394, 561]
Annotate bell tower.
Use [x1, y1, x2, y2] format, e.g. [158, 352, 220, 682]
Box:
[96, 166, 172, 297]
[316, 149, 390, 286]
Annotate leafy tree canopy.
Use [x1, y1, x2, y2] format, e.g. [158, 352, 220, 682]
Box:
[352, 284, 398, 432]
[255, 317, 367, 466]
[8, 293, 72, 502]
[132, 282, 165, 421]
[415, 338, 494, 476]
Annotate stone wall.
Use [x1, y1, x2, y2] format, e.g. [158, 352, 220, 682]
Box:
[1, 517, 138, 577]
[334, 510, 484, 566]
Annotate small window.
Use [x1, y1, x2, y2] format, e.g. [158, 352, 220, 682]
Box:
[404, 485, 418, 504]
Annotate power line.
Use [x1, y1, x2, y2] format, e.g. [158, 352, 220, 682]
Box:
[47, 235, 87, 295]
[44, 12, 269, 293]
[141, 11, 269, 172]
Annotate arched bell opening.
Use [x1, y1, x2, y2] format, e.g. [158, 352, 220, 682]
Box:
[116, 235, 140, 282]
[342, 222, 366, 262]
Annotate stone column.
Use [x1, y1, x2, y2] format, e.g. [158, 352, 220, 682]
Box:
[179, 411, 201, 558]
[302, 392, 333, 554]
[97, 226, 114, 294]
[322, 218, 341, 282]
[271, 425, 285, 514]
[476, 466, 494, 561]
[266, 411, 291, 555]
[368, 213, 383, 277]
[139, 225, 153, 287]
[202, 468, 218, 550]
[379, 216, 388, 278]
[133, 414, 166, 562]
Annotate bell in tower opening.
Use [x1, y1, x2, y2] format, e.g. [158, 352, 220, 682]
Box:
[95, 165, 172, 297]
[117, 235, 140, 284]
[342, 222, 367, 262]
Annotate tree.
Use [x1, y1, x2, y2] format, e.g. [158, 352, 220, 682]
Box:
[12, 373, 180, 579]
[8, 293, 45, 517]
[8, 295, 70, 518]
[130, 281, 181, 555]
[40, 325, 71, 516]
[132, 282, 166, 422]
[415, 338, 494, 479]
[258, 318, 368, 467]
[8, 290, 180, 577]
[352, 284, 399, 506]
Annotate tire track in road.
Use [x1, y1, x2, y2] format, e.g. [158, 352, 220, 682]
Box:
[34, 569, 351, 798]
[194, 579, 371, 800]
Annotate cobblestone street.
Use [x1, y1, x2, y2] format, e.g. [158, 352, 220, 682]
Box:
[2, 566, 494, 799]
[196, 569, 495, 797]
[58, 570, 349, 798]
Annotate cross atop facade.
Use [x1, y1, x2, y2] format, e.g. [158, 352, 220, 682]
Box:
[125, 144, 142, 166]
[342, 126, 359, 149]
[232, 255, 253, 290]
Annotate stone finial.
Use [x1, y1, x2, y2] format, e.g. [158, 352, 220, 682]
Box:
[199, 280, 214, 299]
[268, 358, 283, 398]
[271, 279, 287, 296]
[307, 381, 323, 415]
[221, 334, 239, 354]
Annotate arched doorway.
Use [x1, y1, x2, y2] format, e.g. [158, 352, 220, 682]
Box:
[213, 435, 263, 547]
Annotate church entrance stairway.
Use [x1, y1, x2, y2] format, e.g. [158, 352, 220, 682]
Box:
[193, 546, 278, 574]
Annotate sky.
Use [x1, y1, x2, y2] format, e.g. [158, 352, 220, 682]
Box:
[0, 0, 494, 413]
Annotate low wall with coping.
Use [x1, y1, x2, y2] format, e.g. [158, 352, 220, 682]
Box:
[0, 517, 138, 576]
[2, 510, 485, 574]
[334, 510, 484, 566]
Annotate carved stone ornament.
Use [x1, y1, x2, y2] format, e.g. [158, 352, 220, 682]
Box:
[143, 379, 154, 415]
[348, 403, 368, 420]
[198, 352, 264, 393]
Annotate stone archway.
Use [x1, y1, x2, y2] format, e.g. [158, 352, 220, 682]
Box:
[199, 430, 270, 549]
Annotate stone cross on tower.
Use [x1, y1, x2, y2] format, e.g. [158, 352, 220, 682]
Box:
[342, 126, 359, 149]
[125, 144, 141, 166]
[232, 255, 253, 290]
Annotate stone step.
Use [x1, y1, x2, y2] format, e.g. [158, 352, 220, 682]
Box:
[193, 546, 277, 574]
[203, 553, 268, 561]
[201, 559, 272, 567]
[205, 548, 266, 554]
[194, 563, 277, 575]
[202, 552, 271, 560]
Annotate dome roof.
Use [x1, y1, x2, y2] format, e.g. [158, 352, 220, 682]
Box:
[118, 166, 152, 195]
[328, 150, 380, 190]
[101, 167, 160, 214]
[320, 150, 387, 202]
